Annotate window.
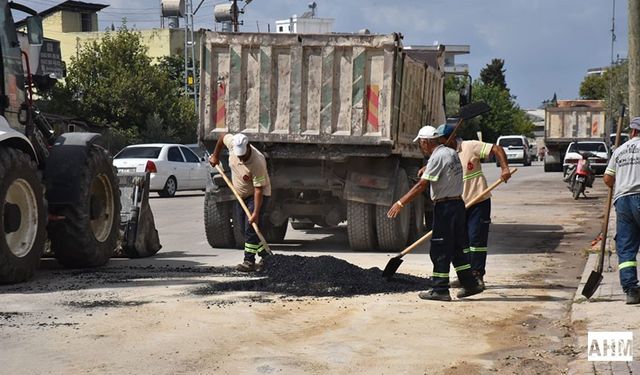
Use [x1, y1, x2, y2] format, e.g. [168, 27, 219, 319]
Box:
[81, 13, 92, 32]
[278, 26, 283, 32]
[180, 147, 200, 163]
[115, 146, 162, 159]
[498, 138, 524, 148]
[168, 147, 185, 162]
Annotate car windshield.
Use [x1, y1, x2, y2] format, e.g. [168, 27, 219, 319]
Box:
[115, 146, 162, 159]
[498, 138, 524, 148]
[567, 143, 607, 153]
[189, 146, 207, 159]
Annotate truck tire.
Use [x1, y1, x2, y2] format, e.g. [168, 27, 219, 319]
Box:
[0, 148, 46, 284]
[544, 162, 552, 172]
[375, 168, 410, 252]
[408, 193, 426, 242]
[263, 221, 288, 243]
[347, 201, 377, 251]
[48, 145, 120, 268]
[204, 192, 235, 248]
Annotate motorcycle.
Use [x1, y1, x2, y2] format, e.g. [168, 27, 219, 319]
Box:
[563, 152, 595, 199]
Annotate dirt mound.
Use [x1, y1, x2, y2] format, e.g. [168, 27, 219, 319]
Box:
[195, 254, 430, 297]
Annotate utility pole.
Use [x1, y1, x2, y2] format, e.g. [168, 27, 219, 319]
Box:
[629, 0, 640, 117]
[231, 0, 239, 32]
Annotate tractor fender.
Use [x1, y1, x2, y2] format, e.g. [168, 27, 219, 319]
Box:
[43, 132, 107, 205]
[0, 115, 38, 162]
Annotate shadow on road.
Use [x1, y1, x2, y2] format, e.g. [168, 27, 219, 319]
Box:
[489, 223, 565, 254]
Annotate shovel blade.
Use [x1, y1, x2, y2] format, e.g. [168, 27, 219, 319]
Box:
[459, 101, 491, 121]
[382, 257, 404, 279]
[581, 271, 604, 299]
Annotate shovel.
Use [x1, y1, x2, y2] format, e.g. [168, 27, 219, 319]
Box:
[382, 169, 517, 279]
[214, 164, 272, 255]
[581, 105, 625, 298]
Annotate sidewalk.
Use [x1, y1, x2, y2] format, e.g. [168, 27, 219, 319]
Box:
[569, 252, 640, 374]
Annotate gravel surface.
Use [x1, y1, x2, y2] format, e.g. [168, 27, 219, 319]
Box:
[195, 254, 430, 297]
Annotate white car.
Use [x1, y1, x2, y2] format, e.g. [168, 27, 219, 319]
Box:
[113, 143, 210, 197]
[562, 141, 609, 175]
[496, 135, 532, 166]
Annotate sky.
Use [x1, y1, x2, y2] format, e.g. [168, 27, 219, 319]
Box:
[20, 0, 629, 109]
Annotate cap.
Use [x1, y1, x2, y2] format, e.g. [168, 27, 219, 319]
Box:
[630, 117, 640, 130]
[436, 123, 455, 138]
[232, 133, 249, 156]
[413, 126, 439, 142]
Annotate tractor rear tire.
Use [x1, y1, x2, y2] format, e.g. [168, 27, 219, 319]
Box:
[375, 168, 410, 252]
[0, 147, 46, 284]
[204, 193, 235, 248]
[48, 145, 120, 268]
[347, 200, 377, 251]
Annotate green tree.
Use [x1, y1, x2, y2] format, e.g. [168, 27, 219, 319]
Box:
[459, 81, 534, 143]
[39, 25, 197, 151]
[579, 74, 607, 99]
[479, 58, 508, 91]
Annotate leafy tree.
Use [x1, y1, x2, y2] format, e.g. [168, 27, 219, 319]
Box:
[458, 81, 534, 143]
[479, 58, 508, 91]
[39, 25, 197, 151]
[579, 74, 607, 100]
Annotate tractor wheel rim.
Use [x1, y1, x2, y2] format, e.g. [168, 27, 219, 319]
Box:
[90, 173, 114, 242]
[5, 179, 38, 258]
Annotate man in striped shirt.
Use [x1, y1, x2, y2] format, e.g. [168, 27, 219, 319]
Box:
[437, 124, 511, 288]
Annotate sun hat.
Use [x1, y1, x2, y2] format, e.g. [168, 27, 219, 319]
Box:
[232, 133, 249, 156]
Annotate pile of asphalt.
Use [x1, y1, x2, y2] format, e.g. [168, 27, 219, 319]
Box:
[195, 254, 430, 297]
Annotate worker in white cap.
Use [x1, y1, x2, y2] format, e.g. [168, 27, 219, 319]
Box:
[604, 117, 640, 304]
[388, 125, 483, 301]
[210, 133, 271, 272]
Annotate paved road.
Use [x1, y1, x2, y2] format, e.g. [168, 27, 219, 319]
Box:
[0, 162, 607, 374]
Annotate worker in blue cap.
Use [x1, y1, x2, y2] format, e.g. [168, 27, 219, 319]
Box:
[435, 123, 511, 289]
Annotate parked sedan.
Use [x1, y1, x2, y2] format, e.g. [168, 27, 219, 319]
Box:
[113, 143, 210, 197]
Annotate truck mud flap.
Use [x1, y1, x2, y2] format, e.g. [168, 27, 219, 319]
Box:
[116, 171, 161, 258]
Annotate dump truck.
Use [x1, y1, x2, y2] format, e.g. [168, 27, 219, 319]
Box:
[543, 100, 606, 172]
[0, 1, 158, 284]
[199, 32, 446, 252]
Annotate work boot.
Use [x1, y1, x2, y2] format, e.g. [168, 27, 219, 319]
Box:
[236, 260, 257, 272]
[456, 284, 484, 299]
[418, 289, 452, 302]
[626, 287, 640, 305]
[449, 278, 461, 288]
[472, 271, 486, 290]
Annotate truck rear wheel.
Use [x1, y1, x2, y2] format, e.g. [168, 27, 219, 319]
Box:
[347, 201, 377, 251]
[204, 192, 235, 248]
[0, 148, 46, 284]
[408, 193, 426, 242]
[263, 221, 288, 243]
[375, 168, 410, 252]
[48, 145, 120, 268]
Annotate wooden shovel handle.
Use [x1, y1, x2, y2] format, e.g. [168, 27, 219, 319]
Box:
[597, 106, 625, 272]
[398, 168, 518, 257]
[214, 164, 271, 254]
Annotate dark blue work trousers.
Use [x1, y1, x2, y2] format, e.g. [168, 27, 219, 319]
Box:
[235, 196, 270, 262]
[430, 199, 476, 291]
[614, 194, 640, 293]
[466, 198, 492, 276]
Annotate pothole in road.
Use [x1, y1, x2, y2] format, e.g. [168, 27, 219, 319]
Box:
[194, 254, 429, 297]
